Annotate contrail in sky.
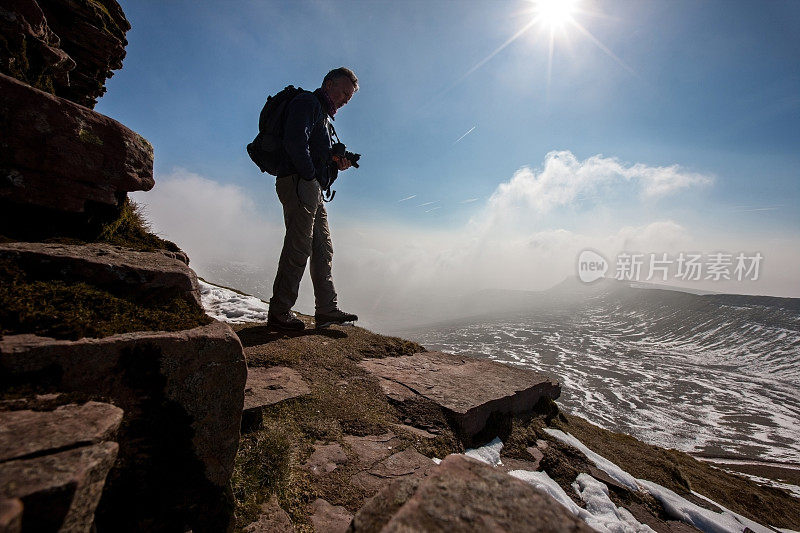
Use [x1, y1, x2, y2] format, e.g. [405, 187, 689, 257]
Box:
[417, 201, 437, 207]
[453, 126, 476, 145]
[460, 198, 479, 204]
[426, 206, 441, 213]
[398, 195, 417, 202]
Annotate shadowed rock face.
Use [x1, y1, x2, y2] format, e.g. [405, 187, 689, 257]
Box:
[0, 402, 122, 532]
[0, 0, 76, 93]
[349, 454, 594, 533]
[0, 321, 248, 532]
[0, 0, 130, 108]
[37, 0, 130, 108]
[0, 73, 153, 213]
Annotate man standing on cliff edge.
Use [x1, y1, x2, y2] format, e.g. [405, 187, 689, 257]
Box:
[267, 67, 359, 330]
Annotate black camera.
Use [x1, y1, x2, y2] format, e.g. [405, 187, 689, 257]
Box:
[331, 142, 361, 168]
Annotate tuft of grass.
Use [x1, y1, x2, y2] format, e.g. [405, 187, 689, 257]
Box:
[0, 257, 210, 340]
[96, 198, 181, 254]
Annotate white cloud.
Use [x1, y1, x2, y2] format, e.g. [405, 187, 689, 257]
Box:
[486, 150, 713, 215]
[130, 168, 283, 265]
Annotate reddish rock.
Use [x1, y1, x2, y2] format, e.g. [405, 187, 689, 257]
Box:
[242, 366, 311, 431]
[0, 498, 22, 533]
[0, 242, 201, 307]
[0, 0, 76, 93]
[350, 448, 436, 497]
[243, 495, 295, 533]
[0, 320, 247, 532]
[348, 454, 594, 533]
[304, 443, 348, 475]
[0, 73, 153, 212]
[343, 432, 403, 467]
[310, 498, 353, 533]
[37, 0, 130, 108]
[0, 401, 122, 462]
[0, 442, 118, 533]
[359, 352, 560, 445]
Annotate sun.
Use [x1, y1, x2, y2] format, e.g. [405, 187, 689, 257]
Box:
[533, 0, 579, 28]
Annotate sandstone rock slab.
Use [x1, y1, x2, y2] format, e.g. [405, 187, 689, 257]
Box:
[0, 401, 122, 462]
[0, 320, 247, 532]
[242, 366, 310, 432]
[0, 442, 118, 533]
[310, 498, 352, 533]
[359, 352, 560, 445]
[304, 443, 348, 475]
[243, 495, 295, 533]
[350, 448, 436, 497]
[0, 242, 201, 307]
[343, 432, 403, 467]
[0, 72, 153, 212]
[348, 454, 594, 533]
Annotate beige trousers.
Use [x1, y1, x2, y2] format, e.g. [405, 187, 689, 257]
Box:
[269, 174, 338, 314]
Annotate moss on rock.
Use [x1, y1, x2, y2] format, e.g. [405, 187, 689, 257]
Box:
[0, 256, 210, 340]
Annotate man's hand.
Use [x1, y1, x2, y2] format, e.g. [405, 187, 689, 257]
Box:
[332, 154, 352, 171]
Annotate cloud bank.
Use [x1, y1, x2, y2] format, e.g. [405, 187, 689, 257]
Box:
[131, 154, 796, 331]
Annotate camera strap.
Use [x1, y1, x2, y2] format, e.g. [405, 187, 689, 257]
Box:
[324, 120, 338, 202]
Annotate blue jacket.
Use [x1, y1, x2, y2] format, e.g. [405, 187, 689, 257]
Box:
[278, 88, 337, 189]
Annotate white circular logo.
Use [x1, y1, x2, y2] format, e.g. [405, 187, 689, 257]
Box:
[577, 249, 608, 283]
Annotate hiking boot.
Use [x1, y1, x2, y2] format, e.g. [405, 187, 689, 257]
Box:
[267, 310, 305, 331]
[315, 309, 358, 328]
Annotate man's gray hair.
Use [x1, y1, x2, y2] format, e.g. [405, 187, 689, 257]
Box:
[323, 67, 359, 92]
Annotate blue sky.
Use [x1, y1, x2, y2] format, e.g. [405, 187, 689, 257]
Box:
[101, 0, 800, 312]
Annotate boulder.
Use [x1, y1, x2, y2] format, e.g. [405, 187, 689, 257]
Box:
[0, 72, 153, 213]
[0, 320, 247, 532]
[0, 0, 76, 93]
[0, 442, 118, 533]
[37, 0, 130, 108]
[0, 242, 201, 307]
[0, 401, 123, 462]
[310, 498, 352, 533]
[242, 366, 310, 431]
[348, 454, 594, 533]
[359, 352, 560, 445]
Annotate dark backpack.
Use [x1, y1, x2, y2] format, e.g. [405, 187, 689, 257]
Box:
[246, 85, 304, 175]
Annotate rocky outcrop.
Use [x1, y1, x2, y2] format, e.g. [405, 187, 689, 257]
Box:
[0, 401, 122, 532]
[37, 0, 130, 108]
[0, 0, 75, 94]
[348, 454, 594, 533]
[0, 242, 201, 307]
[0, 0, 129, 108]
[311, 498, 353, 533]
[360, 351, 561, 445]
[0, 73, 153, 213]
[0, 321, 247, 532]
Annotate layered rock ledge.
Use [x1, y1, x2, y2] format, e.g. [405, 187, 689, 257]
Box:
[360, 351, 561, 445]
[0, 321, 247, 532]
[0, 72, 153, 213]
